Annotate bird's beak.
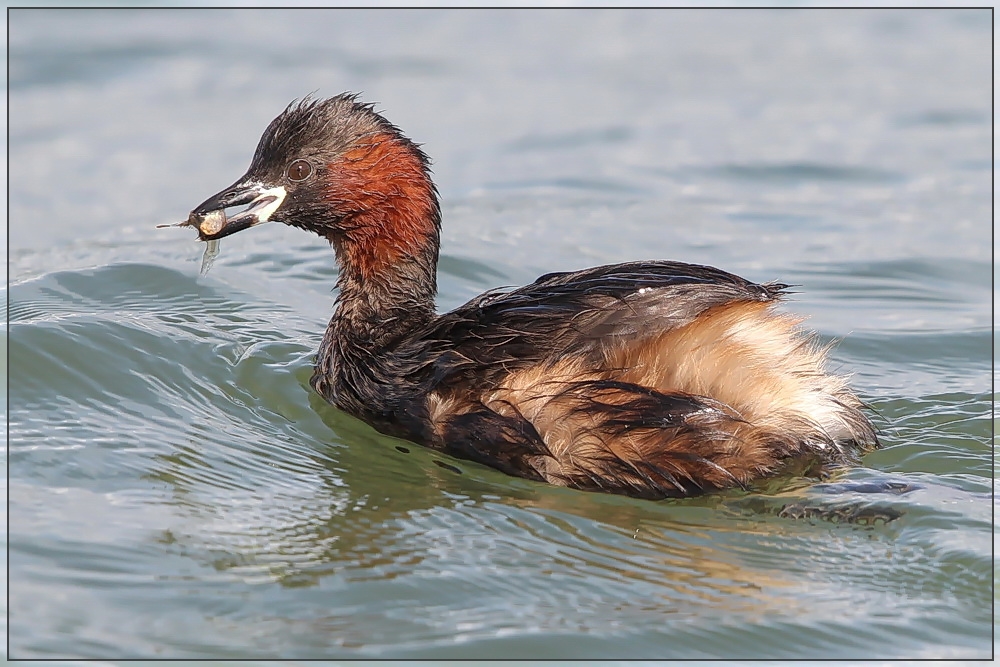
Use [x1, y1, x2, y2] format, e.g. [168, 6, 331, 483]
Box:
[186, 180, 287, 241]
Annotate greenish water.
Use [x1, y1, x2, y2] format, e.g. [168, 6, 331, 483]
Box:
[8, 7, 993, 660]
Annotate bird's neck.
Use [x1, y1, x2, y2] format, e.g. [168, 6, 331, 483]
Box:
[330, 239, 439, 348]
[311, 241, 439, 415]
[311, 131, 442, 408]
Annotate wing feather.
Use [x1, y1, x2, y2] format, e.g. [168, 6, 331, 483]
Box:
[413, 261, 786, 388]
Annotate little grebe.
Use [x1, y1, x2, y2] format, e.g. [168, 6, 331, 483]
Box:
[181, 94, 878, 499]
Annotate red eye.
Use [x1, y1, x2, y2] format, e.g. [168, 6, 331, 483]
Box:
[287, 159, 312, 181]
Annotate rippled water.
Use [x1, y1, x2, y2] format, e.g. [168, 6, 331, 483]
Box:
[8, 8, 993, 660]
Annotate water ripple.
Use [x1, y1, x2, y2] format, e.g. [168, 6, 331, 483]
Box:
[8, 241, 992, 659]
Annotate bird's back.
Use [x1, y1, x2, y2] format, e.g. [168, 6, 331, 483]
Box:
[368, 260, 879, 498]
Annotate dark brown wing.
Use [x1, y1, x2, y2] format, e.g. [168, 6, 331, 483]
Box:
[416, 260, 787, 388]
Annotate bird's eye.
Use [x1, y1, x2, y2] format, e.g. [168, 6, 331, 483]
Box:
[287, 159, 312, 182]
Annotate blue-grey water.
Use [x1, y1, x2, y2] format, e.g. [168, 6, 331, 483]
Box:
[7, 8, 993, 660]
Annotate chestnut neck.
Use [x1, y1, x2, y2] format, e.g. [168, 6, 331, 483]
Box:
[320, 132, 441, 358]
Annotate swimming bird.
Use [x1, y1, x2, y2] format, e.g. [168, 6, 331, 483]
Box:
[181, 94, 878, 499]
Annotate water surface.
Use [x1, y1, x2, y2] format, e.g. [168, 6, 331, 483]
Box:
[7, 8, 993, 660]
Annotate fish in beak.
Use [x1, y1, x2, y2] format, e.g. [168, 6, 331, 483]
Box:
[158, 180, 286, 274]
[185, 181, 287, 241]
